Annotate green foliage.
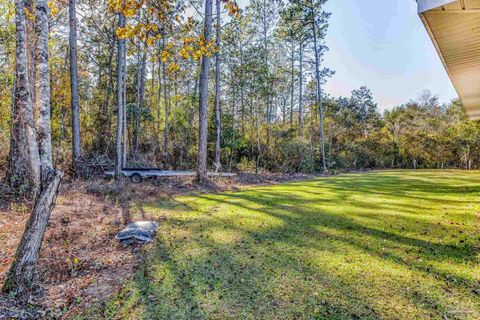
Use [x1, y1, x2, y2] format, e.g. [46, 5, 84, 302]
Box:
[126, 103, 154, 123]
[0, 0, 14, 170]
[2, 0, 480, 176]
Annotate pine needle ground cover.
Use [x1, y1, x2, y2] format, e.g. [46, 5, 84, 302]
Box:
[87, 170, 480, 320]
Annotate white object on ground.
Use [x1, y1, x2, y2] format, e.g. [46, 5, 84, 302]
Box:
[115, 221, 159, 245]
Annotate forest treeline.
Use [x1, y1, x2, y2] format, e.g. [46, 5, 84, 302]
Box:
[1, 0, 479, 182]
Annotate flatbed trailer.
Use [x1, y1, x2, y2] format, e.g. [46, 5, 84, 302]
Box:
[105, 168, 236, 183]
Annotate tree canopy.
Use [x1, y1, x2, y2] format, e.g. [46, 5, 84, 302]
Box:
[0, 0, 478, 177]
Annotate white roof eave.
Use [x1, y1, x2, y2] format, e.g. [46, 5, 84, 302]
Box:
[417, 0, 480, 120]
[417, 0, 457, 13]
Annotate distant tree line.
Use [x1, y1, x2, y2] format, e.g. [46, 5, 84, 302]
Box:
[322, 90, 479, 172]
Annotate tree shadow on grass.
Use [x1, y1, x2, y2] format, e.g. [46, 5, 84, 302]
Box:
[191, 193, 479, 315]
[134, 236, 206, 320]
[132, 223, 381, 320]
[127, 172, 479, 319]
[199, 192, 478, 262]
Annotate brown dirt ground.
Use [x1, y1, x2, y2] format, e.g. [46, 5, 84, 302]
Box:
[0, 173, 318, 319]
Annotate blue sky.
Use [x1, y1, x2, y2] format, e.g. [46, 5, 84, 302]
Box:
[237, 0, 458, 111]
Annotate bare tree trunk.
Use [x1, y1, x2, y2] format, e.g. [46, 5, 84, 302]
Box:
[7, 0, 41, 195]
[69, 0, 81, 172]
[36, 0, 52, 176]
[230, 83, 236, 171]
[255, 95, 261, 174]
[298, 38, 303, 137]
[261, 0, 271, 145]
[239, 39, 245, 136]
[132, 50, 140, 155]
[311, 3, 327, 173]
[60, 43, 70, 143]
[26, 0, 35, 108]
[328, 123, 335, 167]
[150, 53, 155, 97]
[156, 45, 162, 139]
[214, 0, 221, 172]
[99, 24, 116, 151]
[162, 41, 170, 162]
[133, 45, 146, 155]
[3, 170, 61, 294]
[174, 58, 178, 109]
[3, 0, 62, 294]
[115, 11, 126, 178]
[61, 106, 66, 140]
[195, 0, 213, 183]
[290, 39, 294, 129]
[122, 37, 127, 167]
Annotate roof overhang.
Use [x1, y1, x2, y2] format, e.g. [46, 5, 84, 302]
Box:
[418, 0, 480, 119]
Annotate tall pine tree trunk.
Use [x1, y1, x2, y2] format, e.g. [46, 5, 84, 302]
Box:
[7, 0, 41, 195]
[99, 24, 116, 152]
[262, 0, 271, 145]
[162, 37, 170, 162]
[298, 38, 303, 137]
[254, 95, 261, 174]
[122, 36, 127, 167]
[239, 38, 245, 135]
[156, 45, 162, 139]
[133, 45, 146, 155]
[214, 0, 221, 172]
[290, 39, 294, 128]
[115, 11, 126, 178]
[195, 0, 213, 183]
[311, 3, 327, 172]
[328, 123, 335, 167]
[69, 0, 81, 172]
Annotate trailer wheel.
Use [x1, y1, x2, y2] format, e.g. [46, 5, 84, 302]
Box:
[131, 174, 143, 184]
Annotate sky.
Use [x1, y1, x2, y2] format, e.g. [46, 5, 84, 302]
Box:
[237, 0, 459, 111]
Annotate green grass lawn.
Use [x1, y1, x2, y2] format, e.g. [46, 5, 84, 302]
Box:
[86, 170, 480, 320]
